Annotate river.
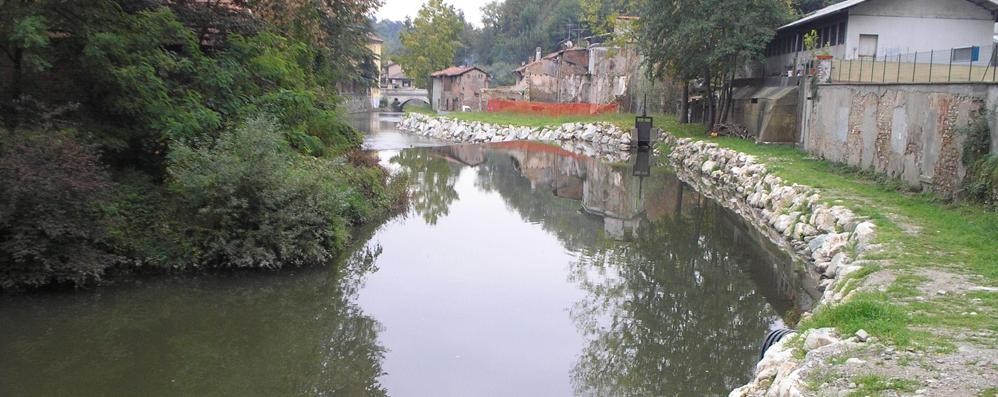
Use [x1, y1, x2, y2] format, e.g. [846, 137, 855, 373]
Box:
[0, 112, 818, 396]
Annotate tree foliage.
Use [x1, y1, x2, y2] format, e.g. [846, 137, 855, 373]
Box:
[397, 0, 463, 88]
[0, 131, 119, 288]
[0, 0, 400, 289]
[639, 0, 793, 125]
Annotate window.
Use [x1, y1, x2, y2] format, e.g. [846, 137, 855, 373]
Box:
[858, 34, 878, 58]
[838, 22, 846, 45]
[952, 46, 980, 62]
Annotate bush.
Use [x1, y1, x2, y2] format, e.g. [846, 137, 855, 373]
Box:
[167, 117, 373, 269]
[0, 130, 119, 288]
[961, 113, 998, 208]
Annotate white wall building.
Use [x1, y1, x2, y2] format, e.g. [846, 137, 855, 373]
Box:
[763, 0, 998, 76]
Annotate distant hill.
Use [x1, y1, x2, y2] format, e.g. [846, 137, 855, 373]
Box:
[373, 19, 404, 58]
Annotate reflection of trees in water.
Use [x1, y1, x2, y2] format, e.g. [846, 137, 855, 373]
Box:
[0, 245, 389, 396]
[384, 145, 800, 396]
[569, 195, 781, 397]
[390, 149, 461, 225]
[474, 151, 605, 251]
[469, 147, 784, 395]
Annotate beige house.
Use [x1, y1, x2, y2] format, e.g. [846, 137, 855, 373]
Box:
[367, 34, 383, 108]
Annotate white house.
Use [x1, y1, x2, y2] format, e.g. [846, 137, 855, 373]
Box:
[763, 0, 998, 76]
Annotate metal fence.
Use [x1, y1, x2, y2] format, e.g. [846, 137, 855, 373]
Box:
[829, 44, 998, 83]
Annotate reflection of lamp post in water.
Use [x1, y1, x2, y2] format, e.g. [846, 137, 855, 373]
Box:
[632, 148, 651, 200]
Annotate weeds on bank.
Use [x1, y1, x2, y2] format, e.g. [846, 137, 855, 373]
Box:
[849, 375, 919, 397]
[799, 292, 912, 347]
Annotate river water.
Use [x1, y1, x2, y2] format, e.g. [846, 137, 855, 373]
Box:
[0, 112, 817, 396]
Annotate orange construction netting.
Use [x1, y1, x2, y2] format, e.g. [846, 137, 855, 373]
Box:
[485, 99, 619, 116]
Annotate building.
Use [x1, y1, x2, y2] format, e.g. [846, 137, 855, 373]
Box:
[512, 48, 591, 102]
[430, 66, 490, 111]
[763, 0, 998, 77]
[382, 62, 412, 88]
[367, 34, 383, 108]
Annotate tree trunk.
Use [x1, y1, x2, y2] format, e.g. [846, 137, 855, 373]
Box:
[11, 48, 23, 105]
[704, 67, 714, 128]
[721, 64, 736, 123]
[680, 80, 689, 123]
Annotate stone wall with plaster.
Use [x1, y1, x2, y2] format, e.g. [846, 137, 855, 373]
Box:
[805, 83, 998, 198]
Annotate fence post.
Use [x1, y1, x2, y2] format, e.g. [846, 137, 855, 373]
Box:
[848, 59, 853, 81]
[882, 54, 887, 82]
[859, 57, 864, 82]
[993, 43, 997, 82]
[948, 48, 953, 82]
[897, 54, 902, 82]
[970, 49, 975, 81]
[912, 52, 917, 82]
[928, 50, 933, 83]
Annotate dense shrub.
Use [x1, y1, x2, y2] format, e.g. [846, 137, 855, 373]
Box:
[167, 117, 378, 269]
[960, 112, 998, 208]
[0, 131, 119, 288]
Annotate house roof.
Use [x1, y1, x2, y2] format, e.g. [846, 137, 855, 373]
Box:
[430, 65, 487, 77]
[513, 48, 588, 74]
[779, 0, 998, 31]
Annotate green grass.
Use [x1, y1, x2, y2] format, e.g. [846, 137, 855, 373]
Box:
[849, 375, 919, 397]
[800, 292, 912, 346]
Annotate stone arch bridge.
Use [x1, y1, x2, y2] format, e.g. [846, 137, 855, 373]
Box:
[382, 87, 430, 108]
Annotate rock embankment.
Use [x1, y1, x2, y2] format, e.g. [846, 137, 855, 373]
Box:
[398, 113, 637, 159]
[661, 137, 880, 397]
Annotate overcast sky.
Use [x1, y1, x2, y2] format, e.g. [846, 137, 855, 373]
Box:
[376, 0, 491, 26]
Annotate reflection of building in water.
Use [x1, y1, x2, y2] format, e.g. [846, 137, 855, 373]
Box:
[489, 141, 647, 241]
[429, 144, 485, 167]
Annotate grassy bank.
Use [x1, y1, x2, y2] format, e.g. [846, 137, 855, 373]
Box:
[425, 110, 997, 353]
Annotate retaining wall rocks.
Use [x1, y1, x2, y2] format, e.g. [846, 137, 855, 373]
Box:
[661, 136, 879, 397]
[398, 113, 637, 160]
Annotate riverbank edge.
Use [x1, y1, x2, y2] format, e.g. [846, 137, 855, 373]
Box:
[660, 135, 880, 397]
[398, 112, 636, 162]
[396, 112, 881, 396]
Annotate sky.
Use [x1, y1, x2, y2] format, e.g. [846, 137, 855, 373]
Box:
[375, 0, 491, 26]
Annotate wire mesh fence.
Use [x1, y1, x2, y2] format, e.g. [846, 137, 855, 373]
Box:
[829, 44, 998, 83]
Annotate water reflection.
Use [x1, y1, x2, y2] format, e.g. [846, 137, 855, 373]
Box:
[391, 143, 816, 396]
[0, 246, 388, 396]
[0, 140, 816, 397]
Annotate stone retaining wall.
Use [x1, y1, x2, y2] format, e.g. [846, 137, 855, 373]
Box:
[660, 136, 880, 396]
[398, 113, 636, 160]
[395, 113, 880, 396]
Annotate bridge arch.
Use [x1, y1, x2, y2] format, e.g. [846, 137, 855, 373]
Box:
[400, 97, 430, 108]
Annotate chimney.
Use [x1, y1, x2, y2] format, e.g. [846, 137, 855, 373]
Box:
[535, 47, 542, 62]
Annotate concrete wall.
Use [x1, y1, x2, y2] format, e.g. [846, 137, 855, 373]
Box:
[846, 0, 993, 59]
[588, 46, 638, 104]
[805, 83, 998, 198]
[731, 85, 801, 143]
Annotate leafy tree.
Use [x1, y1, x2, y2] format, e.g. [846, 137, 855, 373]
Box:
[795, 0, 835, 14]
[372, 18, 405, 56]
[0, 130, 119, 288]
[398, 0, 463, 88]
[167, 117, 373, 268]
[477, 0, 582, 66]
[581, 0, 639, 37]
[639, 0, 792, 126]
